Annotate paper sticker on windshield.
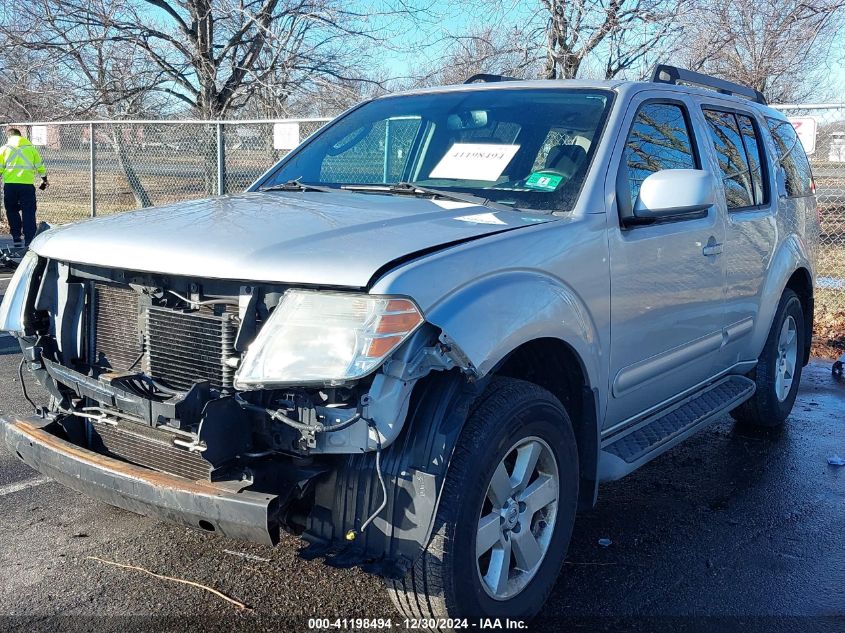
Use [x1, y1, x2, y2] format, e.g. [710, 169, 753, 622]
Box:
[430, 143, 520, 181]
[525, 172, 563, 191]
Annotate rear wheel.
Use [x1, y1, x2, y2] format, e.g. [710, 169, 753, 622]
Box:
[731, 289, 804, 427]
[386, 378, 578, 625]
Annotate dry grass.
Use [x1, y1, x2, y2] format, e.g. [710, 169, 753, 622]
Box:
[813, 287, 845, 358]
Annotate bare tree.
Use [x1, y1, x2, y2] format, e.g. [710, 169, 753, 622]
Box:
[418, 0, 684, 84]
[680, 0, 845, 102]
[412, 26, 541, 86]
[0, 47, 62, 121]
[103, 0, 413, 118]
[539, 0, 684, 79]
[0, 0, 165, 118]
[0, 0, 423, 117]
[0, 0, 169, 205]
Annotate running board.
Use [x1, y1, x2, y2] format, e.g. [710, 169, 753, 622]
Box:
[598, 375, 755, 481]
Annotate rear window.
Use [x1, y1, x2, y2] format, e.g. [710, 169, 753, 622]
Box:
[766, 118, 814, 197]
[703, 110, 754, 209]
[702, 109, 768, 209]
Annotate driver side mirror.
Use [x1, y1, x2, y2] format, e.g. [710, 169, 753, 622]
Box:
[632, 169, 716, 220]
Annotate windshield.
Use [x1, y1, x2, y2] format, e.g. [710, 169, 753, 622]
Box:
[261, 88, 613, 213]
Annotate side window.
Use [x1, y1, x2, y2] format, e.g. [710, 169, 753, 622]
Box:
[702, 109, 754, 210]
[736, 115, 767, 205]
[623, 102, 697, 206]
[766, 118, 814, 197]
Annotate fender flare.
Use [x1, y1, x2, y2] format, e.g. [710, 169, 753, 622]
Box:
[751, 236, 813, 360]
[424, 269, 603, 389]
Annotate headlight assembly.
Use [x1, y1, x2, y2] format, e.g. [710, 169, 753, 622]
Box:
[0, 251, 39, 335]
[234, 290, 423, 389]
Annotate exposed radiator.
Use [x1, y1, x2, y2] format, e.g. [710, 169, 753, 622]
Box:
[91, 283, 143, 371]
[146, 307, 237, 391]
[91, 282, 238, 391]
[89, 420, 212, 481]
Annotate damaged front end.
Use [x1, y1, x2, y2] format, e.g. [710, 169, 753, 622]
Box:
[0, 254, 477, 574]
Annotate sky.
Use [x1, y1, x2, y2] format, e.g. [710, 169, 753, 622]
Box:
[373, 0, 845, 104]
[139, 0, 845, 106]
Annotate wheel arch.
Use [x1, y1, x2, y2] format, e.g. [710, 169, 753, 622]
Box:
[491, 337, 600, 509]
[753, 237, 814, 364]
[300, 339, 601, 575]
[784, 267, 813, 366]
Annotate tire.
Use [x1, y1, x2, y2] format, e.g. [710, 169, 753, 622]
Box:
[386, 377, 578, 626]
[731, 289, 805, 427]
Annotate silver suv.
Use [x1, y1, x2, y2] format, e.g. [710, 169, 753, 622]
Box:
[0, 66, 818, 622]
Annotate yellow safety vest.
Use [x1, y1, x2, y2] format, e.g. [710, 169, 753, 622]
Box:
[0, 135, 47, 185]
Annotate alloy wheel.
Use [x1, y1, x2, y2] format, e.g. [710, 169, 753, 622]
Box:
[775, 315, 798, 402]
[475, 436, 559, 601]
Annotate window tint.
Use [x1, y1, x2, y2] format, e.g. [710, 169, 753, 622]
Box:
[703, 110, 754, 209]
[624, 103, 697, 205]
[767, 118, 814, 197]
[736, 115, 767, 205]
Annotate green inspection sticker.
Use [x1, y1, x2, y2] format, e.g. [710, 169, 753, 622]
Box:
[525, 172, 563, 191]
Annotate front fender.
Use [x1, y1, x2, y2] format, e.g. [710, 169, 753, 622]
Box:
[424, 269, 602, 389]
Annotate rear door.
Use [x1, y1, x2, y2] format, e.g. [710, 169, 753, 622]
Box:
[604, 92, 727, 429]
[697, 102, 777, 366]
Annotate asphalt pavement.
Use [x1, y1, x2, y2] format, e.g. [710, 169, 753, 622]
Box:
[0, 276, 843, 631]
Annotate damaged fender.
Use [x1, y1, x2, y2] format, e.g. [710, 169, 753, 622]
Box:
[423, 270, 602, 389]
[303, 272, 603, 575]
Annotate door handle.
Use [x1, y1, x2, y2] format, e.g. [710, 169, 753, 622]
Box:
[702, 238, 723, 257]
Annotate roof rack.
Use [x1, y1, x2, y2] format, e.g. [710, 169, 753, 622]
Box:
[464, 73, 518, 84]
[651, 64, 767, 105]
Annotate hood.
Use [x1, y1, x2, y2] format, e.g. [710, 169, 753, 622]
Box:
[31, 191, 555, 287]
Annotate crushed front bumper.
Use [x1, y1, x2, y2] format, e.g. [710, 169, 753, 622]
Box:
[0, 413, 280, 545]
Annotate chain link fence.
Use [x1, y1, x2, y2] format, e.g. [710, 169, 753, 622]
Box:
[774, 105, 845, 354]
[0, 119, 331, 223]
[1, 109, 844, 352]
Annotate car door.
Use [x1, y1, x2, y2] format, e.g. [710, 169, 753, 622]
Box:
[604, 93, 727, 430]
[697, 102, 778, 366]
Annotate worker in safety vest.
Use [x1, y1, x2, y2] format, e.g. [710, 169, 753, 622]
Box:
[1, 127, 48, 247]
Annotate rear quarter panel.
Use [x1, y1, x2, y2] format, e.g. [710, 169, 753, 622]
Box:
[744, 108, 818, 361]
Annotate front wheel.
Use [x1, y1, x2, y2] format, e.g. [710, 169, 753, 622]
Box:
[387, 378, 578, 624]
[731, 289, 805, 427]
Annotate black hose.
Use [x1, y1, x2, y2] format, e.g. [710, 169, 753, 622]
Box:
[359, 419, 387, 534]
[18, 358, 38, 413]
[126, 349, 144, 371]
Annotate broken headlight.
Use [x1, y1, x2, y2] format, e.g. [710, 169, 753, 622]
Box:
[234, 290, 423, 389]
[0, 251, 39, 335]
